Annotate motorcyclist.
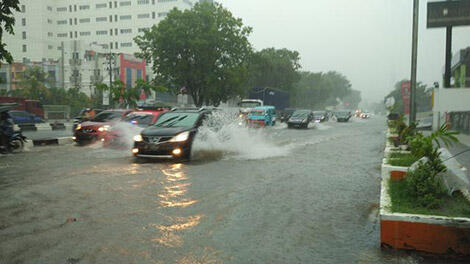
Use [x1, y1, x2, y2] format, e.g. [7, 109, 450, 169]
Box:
[0, 111, 14, 153]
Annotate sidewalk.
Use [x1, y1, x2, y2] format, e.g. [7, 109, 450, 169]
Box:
[448, 134, 470, 171]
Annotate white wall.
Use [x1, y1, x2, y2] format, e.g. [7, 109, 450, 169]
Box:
[432, 88, 470, 130]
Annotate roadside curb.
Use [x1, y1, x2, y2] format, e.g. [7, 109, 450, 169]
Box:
[25, 137, 74, 147]
[15, 122, 73, 132]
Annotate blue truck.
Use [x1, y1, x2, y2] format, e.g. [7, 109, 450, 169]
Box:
[249, 88, 290, 111]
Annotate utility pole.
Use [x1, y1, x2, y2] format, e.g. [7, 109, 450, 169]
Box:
[409, 0, 419, 125]
[444, 26, 453, 88]
[61, 41, 65, 89]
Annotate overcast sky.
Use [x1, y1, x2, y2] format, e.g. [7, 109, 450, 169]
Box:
[217, 0, 470, 104]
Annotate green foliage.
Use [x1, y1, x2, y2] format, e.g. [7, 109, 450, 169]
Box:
[389, 178, 470, 217]
[0, 0, 20, 64]
[95, 79, 167, 108]
[388, 153, 418, 167]
[405, 161, 447, 209]
[247, 48, 301, 92]
[384, 80, 431, 114]
[291, 71, 358, 109]
[388, 115, 417, 146]
[17, 67, 51, 101]
[135, 2, 252, 107]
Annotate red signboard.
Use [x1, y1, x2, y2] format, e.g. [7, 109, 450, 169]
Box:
[401, 81, 411, 115]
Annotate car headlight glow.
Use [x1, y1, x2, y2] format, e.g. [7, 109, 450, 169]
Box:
[170, 131, 190, 142]
[75, 124, 82, 130]
[98, 125, 110, 132]
[133, 134, 143, 142]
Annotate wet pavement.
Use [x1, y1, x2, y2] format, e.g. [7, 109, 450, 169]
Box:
[0, 117, 467, 264]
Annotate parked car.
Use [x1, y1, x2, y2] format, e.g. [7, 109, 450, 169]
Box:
[247, 106, 276, 127]
[287, 110, 313, 128]
[313, 111, 329, 122]
[73, 109, 131, 145]
[9, 110, 44, 124]
[102, 108, 169, 147]
[132, 108, 214, 160]
[335, 111, 352, 122]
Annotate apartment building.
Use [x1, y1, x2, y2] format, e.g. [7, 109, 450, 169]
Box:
[4, 0, 194, 63]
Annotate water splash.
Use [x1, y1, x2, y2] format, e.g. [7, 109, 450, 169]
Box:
[192, 111, 291, 161]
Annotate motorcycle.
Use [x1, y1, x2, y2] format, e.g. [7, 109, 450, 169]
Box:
[9, 131, 27, 152]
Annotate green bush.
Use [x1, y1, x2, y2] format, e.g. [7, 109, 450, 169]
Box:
[405, 161, 447, 209]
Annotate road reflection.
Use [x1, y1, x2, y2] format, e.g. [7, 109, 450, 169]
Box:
[151, 163, 203, 249]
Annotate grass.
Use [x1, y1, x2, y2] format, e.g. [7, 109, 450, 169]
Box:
[387, 152, 418, 167]
[388, 179, 470, 218]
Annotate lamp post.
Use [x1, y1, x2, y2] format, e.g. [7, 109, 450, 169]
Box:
[409, 0, 419, 125]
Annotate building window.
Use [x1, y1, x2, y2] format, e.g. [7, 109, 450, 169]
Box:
[109, 1, 112, 8]
[96, 17, 107, 22]
[96, 30, 108, 35]
[22, 18, 26, 26]
[110, 42, 113, 49]
[47, 6, 53, 11]
[69, 18, 72, 25]
[158, 0, 177, 2]
[80, 31, 91, 36]
[21, 5, 25, 12]
[79, 18, 91, 23]
[48, 32, 53, 37]
[79, 5, 90, 10]
[47, 19, 53, 24]
[138, 13, 150, 19]
[121, 42, 132, 47]
[22, 31, 26, 39]
[152, 0, 155, 4]
[57, 33, 68, 38]
[70, 32, 73, 38]
[138, 0, 150, 4]
[48, 45, 53, 50]
[120, 28, 132, 34]
[119, 15, 131, 20]
[74, 5, 77, 12]
[74, 31, 78, 38]
[96, 3, 107, 8]
[120, 1, 131, 6]
[57, 20, 67, 25]
[152, 12, 155, 19]
[114, 1, 118, 8]
[158, 12, 167, 18]
[110, 29, 113, 36]
[57, 7, 67, 12]
[109, 15, 113, 22]
[74, 18, 78, 25]
[22, 45, 27, 52]
[138, 28, 149, 33]
[115, 28, 118, 35]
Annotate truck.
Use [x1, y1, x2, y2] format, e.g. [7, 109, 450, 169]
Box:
[249, 87, 290, 111]
[0, 97, 44, 118]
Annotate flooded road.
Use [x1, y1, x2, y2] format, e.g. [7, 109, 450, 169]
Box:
[0, 117, 465, 263]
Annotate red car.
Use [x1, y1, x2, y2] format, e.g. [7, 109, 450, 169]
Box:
[73, 109, 131, 145]
[102, 108, 169, 147]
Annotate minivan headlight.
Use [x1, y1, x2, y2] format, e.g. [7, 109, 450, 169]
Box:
[133, 134, 143, 142]
[170, 131, 189, 142]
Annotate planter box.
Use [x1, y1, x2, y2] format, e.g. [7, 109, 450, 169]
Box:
[381, 158, 410, 181]
[380, 179, 470, 255]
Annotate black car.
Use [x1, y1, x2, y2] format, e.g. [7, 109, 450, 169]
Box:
[280, 108, 296, 123]
[313, 111, 329, 122]
[132, 108, 212, 160]
[287, 110, 313, 129]
[335, 111, 351, 122]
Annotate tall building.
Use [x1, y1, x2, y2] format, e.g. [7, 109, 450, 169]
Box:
[2, 0, 193, 97]
[4, 0, 194, 63]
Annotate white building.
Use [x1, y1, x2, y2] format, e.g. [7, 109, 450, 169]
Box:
[4, 0, 194, 63]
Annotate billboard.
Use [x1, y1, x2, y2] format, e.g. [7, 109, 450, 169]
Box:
[427, 1, 470, 28]
[401, 81, 411, 115]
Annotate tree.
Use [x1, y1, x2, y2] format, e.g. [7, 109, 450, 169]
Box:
[248, 48, 301, 92]
[135, 2, 253, 107]
[0, 0, 20, 64]
[17, 66, 50, 101]
[385, 80, 431, 114]
[291, 71, 358, 109]
[95, 79, 167, 108]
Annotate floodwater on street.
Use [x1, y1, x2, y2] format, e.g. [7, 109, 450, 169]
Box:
[0, 117, 467, 264]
